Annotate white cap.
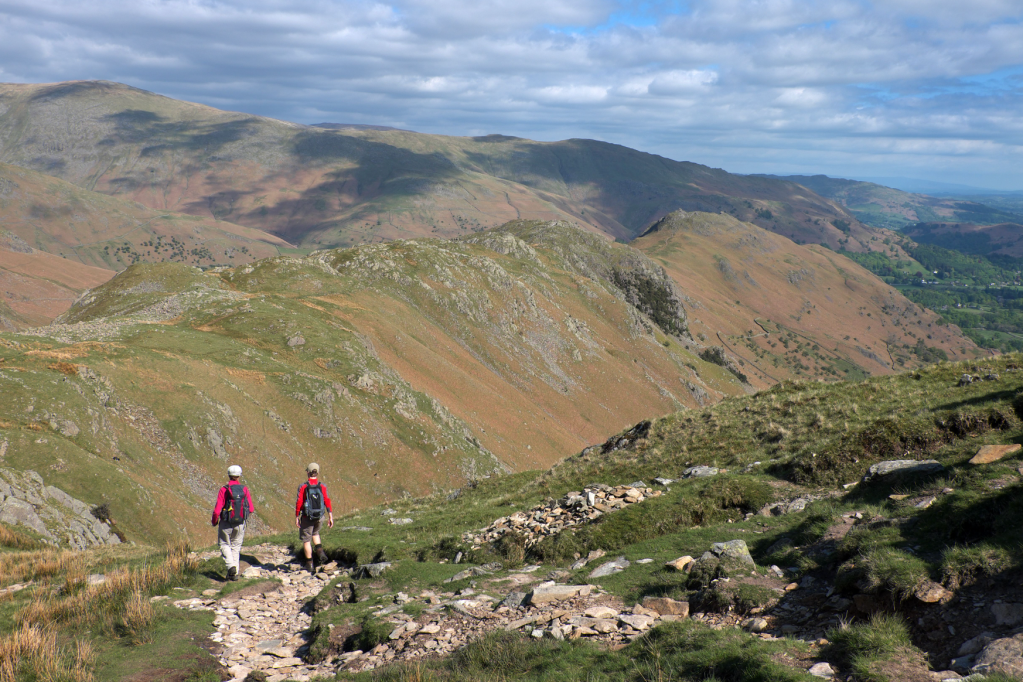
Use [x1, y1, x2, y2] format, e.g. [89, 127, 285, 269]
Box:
[228, 465, 242, 477]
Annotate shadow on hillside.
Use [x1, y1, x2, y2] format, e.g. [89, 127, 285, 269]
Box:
[934, 388, 1019, 412]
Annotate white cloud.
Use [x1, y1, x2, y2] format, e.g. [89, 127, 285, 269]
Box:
[0, 0, 1022, 187]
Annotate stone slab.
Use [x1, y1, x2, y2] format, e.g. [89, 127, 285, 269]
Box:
[970, 444, 1021, 465]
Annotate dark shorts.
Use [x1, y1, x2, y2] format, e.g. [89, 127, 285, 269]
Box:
[299, 515, 322, 543]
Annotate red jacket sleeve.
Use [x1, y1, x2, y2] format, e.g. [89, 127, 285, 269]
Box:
[244, 486, 254, 513]
[296, 482, 307, 516]
[322, 483, 332, 513]
[212, 486, 227, 525]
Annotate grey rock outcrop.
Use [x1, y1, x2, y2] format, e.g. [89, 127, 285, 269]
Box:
[862, 459, 944, 482]
[972, 632, 1023, 677]
[710, 540, 755, 565]
[0, 468, 119, 548]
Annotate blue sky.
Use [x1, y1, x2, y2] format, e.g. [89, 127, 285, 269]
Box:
[2, 0, 1023, 189]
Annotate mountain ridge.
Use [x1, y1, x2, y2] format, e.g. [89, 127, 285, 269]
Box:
[0, 80, 876, 253]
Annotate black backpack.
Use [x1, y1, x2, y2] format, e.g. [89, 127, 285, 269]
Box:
[220, 482, 248, 527]
[303, 482, 325, 520]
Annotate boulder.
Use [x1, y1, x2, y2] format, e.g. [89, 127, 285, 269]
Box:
[957, 633, 994, 656]
[746, 617, 769, 633]
[641, 597, 689, 617]
[589, 556, 630, 578]
[862, 460, 944, 482]
[710, 540, 755, 566]
[499, 591, 528, 608]
[683, 466, 719, 478]
[991, 602, 1023, 626]
[914, 581, 953, 604]
[354, 562, 391, 578]
[972, 632, 1023, 677]
[617, 614, 654, 630]
[970, 444, 1021, 465]
[583, 606, 618, 619]
[808, 662, 834, 679]
[526, 584, 592, 605]
[665, 556, 695, 572]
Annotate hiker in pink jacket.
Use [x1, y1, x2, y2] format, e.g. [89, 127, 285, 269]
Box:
[211, 465, 254, 581]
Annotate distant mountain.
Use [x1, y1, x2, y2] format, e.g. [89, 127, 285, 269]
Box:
[311, 123, 412, 132]
[757, 174, 1022, 230]
[0, 161, 292, 326]
[903, 222, 1023, 260]
[0, 81, 871, 252]
[858, 177, 1012, 195]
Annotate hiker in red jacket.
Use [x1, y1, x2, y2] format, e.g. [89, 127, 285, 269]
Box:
[296, 462, 334, 572]
[211, 465, 254, 581]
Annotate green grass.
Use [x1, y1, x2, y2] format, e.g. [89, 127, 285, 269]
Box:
[339, 621, 816, 682]
[825, 614, 922, 682]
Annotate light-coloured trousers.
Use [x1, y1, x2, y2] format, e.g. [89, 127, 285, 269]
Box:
[218, 521, 245, 571]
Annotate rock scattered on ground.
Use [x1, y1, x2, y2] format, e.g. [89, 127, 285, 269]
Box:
[464, 483, 661, 548]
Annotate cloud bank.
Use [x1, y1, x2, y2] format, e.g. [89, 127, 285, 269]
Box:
[1, 0, 1022, 188]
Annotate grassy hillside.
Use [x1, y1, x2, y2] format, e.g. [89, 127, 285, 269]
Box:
[0, 162, 290, 271]
[633, 212, 984, 385]
[0, 220, 746, 546]
[762, 175, 1022, 230]
[5, 352, 1021, 681]
[0, 162, 292, 327]
[295, 352, 1023, 681]
[0, 81, 870, 251]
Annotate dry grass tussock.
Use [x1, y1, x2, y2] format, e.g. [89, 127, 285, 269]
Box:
[16, 542, 197, 642]
[0, 548, 87, 587]
[0, 623, 95, 682]
[0, 523, 42, 551]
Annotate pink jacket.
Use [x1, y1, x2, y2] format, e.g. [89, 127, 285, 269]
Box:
[212, 481, 254, 526]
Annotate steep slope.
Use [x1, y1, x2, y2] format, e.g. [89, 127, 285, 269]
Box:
[0, 81, 866, 250]
[762, 174, 1022, 230]
[0, 221, 744, 545]
[0, 228, 113, 329]
[634, 212, 984, 386]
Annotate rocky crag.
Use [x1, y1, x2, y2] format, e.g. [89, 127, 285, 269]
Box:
[0, 467, 120, 548]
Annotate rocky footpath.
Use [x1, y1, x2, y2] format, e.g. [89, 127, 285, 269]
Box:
[0, 467, 120, 548]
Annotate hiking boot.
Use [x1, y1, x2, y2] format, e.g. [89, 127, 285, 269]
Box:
[227, 566, 237, 581]
[315, 547, 329, 565]
[303, 560, 314, 574]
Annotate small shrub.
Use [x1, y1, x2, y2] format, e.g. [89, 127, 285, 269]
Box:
[527, 529, 587, 565]
[701, 478, 774, 515]
[826, 614, 919, 682]
[941, 544, 1013, 590]
[859, 548, 930, 601]
[494, 531, 527, 566]
[90, 503, 111, 523]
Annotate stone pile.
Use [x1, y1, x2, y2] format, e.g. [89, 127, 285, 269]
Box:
[463, 483, 661, 548]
